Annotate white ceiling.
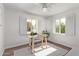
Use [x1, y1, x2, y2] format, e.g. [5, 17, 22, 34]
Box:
[4, 3, 79, 16]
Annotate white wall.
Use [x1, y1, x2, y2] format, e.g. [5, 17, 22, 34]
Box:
[4, 7, 47, 49]
[43, 17, 53, 36]
[0, 4, 4, 55]
[49, 7, 79, 48]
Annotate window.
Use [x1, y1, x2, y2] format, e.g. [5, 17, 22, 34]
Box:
[55, 17, 66, 34]
[26, 19, 37, 34]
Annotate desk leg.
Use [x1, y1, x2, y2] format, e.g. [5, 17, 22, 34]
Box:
[41, 37, 44, 48]
[45, 37, 47, 48]
[32, 38, 34, 53]
[29, 39, 31, 47]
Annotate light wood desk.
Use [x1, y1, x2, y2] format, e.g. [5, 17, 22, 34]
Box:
[41, 34, 48, 48]
[28, 34, 48, 53]
[28, 35, 37, 53]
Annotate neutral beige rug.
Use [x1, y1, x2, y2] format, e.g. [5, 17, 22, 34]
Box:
[34, 45, 57, 56]
[14, 43, 68, 56]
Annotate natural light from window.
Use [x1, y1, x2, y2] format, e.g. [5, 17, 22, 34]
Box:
[34, 45, 57, 56]
[26, 19, 37, 34]
[55, 17, 66, 34]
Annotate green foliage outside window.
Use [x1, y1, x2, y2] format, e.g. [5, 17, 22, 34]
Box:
[60, 23, 65, 33]
[27, 22, 32, 32]
[56, 18, 65, 33]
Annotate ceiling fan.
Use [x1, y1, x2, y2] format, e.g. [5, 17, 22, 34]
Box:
[41, 3, 55, 12]
[41, 3, 48, 12]
[42, 3, 48, 12]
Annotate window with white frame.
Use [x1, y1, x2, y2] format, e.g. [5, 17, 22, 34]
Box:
[55, 17, 66, 34]
[26, 19, 37, 34]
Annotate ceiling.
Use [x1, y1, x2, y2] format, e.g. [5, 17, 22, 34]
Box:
[4, 3, 79, 16]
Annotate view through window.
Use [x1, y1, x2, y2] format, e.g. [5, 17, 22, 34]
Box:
[55, 17, 66, 34]
[26, 19, 37, 34]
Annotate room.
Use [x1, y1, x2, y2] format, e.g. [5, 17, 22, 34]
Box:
[0, 3, 79, 56]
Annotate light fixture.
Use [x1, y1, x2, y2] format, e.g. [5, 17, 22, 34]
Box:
[42, 3, 47, 12]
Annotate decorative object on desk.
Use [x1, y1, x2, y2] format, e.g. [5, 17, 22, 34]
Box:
[42, 30, 50, 38]
[29, 31, 37, 39]
[30, 31, 37, 36]
[28, 31, 37, 39]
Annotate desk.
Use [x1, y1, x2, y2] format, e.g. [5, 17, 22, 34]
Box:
[28, 35, 37, 53]
[41, 34, 48, 48]
[28, 34, 48, 53]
